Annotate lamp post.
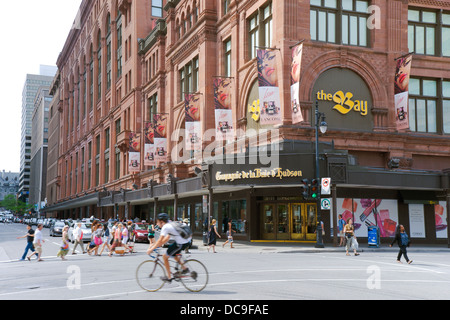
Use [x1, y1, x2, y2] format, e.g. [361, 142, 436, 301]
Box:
[315, 100, 327, 248]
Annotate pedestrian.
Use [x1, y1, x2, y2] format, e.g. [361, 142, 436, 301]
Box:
[390, 224, 413, 264]
[57, 226, 70, 260]
[17, 224, 35, 261]
[147, 219, 155, 245]
[88, 224, 104, 256]
[72, 222, 86, 255]
[338, 214, 346, 246]
[222, 219, 236, 248]
[121, 221, 132, 253]
[207, 219, 221, 253]
[182, 218, 192, 253]
[109, 223, 123, 257]
[343, 218, 360, 256]
[27, 224, 45, 262]
[98, 223, 111, 256]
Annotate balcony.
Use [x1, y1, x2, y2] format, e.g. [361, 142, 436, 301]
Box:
[115, 130, 131, 153]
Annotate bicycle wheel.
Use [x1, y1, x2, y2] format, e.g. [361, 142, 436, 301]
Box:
[178, 259, 209, 292]
[136, 260, 166, 292]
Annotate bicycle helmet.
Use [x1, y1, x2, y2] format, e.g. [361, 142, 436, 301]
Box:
[157, 213, 169, 222]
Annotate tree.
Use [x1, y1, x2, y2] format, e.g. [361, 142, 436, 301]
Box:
[0, 194, 33, 215]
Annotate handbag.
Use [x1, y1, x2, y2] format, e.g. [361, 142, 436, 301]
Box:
[94, 236, 103, 246]
[61, 242, 69, 250]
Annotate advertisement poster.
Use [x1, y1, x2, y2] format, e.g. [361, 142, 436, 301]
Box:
[257, 49, 282, 125]
[334, 198, 399, 238]
[144, 121, 156, 167]
[290, 43, 304, 124]
[409, 204, 426, 238]
[153, 114, 168, 162]
[128, 132, 141, 173]
[394, 54, 412, 130]
[185, 93, 202, 151]
[435, 202, 448, 239]
[213, 77, 234, 141]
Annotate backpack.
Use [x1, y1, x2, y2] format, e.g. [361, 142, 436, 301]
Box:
[170, 222, 192, 240]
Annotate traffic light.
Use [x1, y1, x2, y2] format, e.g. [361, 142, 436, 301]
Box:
[301, 179, 310, 199]
[310, 179, 320, 199]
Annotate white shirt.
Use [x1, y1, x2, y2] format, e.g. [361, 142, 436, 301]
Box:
[161, 223, 190, 244]
[34, 229, 43, 245]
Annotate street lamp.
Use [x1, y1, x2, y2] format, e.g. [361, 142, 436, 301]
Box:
[315, 100, 327, 248]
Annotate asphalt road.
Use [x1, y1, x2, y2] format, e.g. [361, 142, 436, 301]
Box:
[1, 222, 450, 302]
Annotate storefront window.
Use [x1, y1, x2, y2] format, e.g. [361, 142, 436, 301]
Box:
[222, 199, 247, 235]
[194, 203, 203, 232]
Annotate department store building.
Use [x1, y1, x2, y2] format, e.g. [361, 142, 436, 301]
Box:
[45, 0, 450, 245]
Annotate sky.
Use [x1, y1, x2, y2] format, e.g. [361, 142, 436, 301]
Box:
[0, 0, 82, 173]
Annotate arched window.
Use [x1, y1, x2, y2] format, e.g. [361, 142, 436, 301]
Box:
[106, 14, 112, 90]
[97, 29, 102, 101]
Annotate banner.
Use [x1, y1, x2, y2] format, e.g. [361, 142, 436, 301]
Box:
[394, 54, 412, 130]
[257, 49, 282, 125]
[290, 43, 304, 124]
[153, 114, 168, 162]
[128, 132, 141, 173]
[185, 93, 202, 151]
[144, 121, 156, 167]
[213, 77, 234, 141]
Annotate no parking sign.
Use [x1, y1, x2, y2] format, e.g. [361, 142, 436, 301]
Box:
[321, 177, 331, 195]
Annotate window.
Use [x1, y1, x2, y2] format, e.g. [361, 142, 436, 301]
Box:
[224, 39, 232, 77]
[248, 2, 272, 59]
[409, 78, 450, 134]
[148, 93, 158, 122]
[310, 0, 370, 47]
[408, 9, 450, 57]
[152, 0, 163, 17]
[179, 57, 199, 100]
[97, 30, 102, 101]
[117, 10, 123, 78]
[106, 14, 112, 90]
[223, 0, 231, 15]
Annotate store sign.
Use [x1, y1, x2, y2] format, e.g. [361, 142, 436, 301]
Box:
[316, 90, 368, 116]
[215, 168, 303, 182]
[312, 68, 374, 131]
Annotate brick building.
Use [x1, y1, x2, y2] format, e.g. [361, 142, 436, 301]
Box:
[45, 0, 450, 245]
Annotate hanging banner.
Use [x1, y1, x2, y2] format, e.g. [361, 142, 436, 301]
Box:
[153, 114, 168, 162]
[144, 121, 156, 167]
[290, 43, 304, 124]
[257, 49, 282, 125]
[213, 77, 234, 141]
[128, 132, 141, 173]
[394, 54, 412, 130]
[185, 93, 202, 151]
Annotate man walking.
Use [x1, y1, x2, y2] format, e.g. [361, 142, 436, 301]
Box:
[27, 224, 45, 262]
[17, 224, 35, 261]
[72, 222, 86, 254]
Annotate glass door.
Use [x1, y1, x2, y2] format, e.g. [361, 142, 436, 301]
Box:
[262, 204, 275, 240]
[291, 204, 303, 240]
[277, 204, 289, 240]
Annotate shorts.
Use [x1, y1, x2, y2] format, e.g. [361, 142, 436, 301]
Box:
[34, 244, 42, 254]
[166, 242, 190, 257]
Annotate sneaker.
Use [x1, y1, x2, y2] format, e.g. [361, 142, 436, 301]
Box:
[181, 268, 190, 275]
[160, 276, 174, 283]
[408, 260, 413, 264]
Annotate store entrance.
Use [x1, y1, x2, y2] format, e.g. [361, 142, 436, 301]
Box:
[261, 203, 317, 241]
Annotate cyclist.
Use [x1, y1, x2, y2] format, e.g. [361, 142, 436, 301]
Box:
[146, 213, 190, 282]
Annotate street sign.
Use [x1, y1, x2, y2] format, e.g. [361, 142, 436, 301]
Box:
[321, 177, 331, 195]
[321, 198, 331, 210]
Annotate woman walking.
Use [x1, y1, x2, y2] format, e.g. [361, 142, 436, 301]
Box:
[222, 219, 236, 248]
[390, 225, 413, 264]
[207, 219, 221, 253]
[109, 223, 123, 257]
[343, 218, 360, 256]
[57, 226, 70, 260]
[147, 219, 155, 245]
[98, 223, 111, 256]
[88, 224, 104, 256]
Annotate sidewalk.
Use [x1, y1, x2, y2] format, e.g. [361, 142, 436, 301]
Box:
[194, 239, 450, 254]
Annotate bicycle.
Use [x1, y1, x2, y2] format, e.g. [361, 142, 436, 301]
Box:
[136, 248, 209, 292]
